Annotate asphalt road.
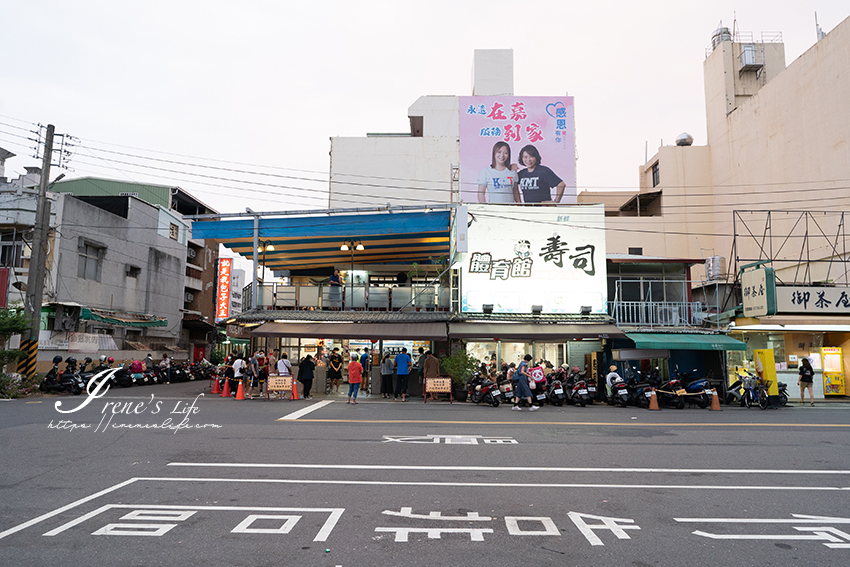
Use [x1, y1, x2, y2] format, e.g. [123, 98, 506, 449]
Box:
[2, 381, 849, 567]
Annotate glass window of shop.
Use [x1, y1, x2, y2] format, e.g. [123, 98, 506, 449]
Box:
[729, 331, 824, 373]
[467, 342, 498, 366]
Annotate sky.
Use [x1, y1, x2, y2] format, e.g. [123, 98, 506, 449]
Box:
[1, 1, 847, 240]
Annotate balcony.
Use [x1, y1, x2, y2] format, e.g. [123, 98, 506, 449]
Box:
[243, 282, 451, 312]
[184, 275, 203, 291]
[607, 279, 721, 330]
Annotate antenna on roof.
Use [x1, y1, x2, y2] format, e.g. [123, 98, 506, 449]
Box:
[815, 12, 826, 40]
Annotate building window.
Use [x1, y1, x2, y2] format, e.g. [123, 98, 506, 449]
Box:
[651, 162, 660, 187]
[125, 264, 141, 278]
[77, 243, 104, 281]
[169, 223, 179, 240]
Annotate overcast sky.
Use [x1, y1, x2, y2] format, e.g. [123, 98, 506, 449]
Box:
[1, 1, 847, 225]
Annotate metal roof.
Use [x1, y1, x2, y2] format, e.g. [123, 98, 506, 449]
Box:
[191, 210, 452, 271]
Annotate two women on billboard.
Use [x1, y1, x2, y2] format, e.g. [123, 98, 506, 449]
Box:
[476, 142, 566, 204]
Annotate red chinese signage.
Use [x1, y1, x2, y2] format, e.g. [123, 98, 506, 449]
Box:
[0, 268, 8, 309]
[216, 258, 232, 322]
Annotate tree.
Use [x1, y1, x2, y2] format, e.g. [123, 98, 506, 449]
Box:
[0, 309, 29, 368]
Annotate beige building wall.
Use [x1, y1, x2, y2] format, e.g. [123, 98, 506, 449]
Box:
[579, 16, 850, 282]
[329, 50, 516, 210]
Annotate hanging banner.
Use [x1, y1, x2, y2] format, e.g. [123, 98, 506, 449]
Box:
[459, 96, 576, 204]
[216, 258, 232, 322]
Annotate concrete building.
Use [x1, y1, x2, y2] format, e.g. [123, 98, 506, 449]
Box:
[50, 178, 221, 361]
[578, 16, 850, 399]
[330, 49, 526, 209]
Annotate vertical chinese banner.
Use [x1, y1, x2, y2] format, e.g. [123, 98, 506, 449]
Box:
[0, 267, 9, 308]
[216, 258, 232, 323]
[459, 96, 576, 205]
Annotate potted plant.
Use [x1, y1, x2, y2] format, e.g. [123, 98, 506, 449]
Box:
[439, 350, 478, 402]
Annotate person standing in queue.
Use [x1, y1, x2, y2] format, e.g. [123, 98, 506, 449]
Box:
[328, 347, 343, 394]
[414, 347, 426, 397]
[393, 347, 412, 402]
[513, 354, 537, 411]
[232, 353, 246, 396]
[423, 350, 441, 401]
[298, 354, 316, 399]
[347, 354, 363, 404]
[380, 352, 394, 399]
[276, 353, 292, 399]
[360, 347, 371, 395]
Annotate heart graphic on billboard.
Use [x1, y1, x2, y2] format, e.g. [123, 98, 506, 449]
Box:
[545, 102, 566, 118]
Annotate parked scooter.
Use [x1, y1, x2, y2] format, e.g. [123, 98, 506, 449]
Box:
[546, 368, 567, 406]
[564, 366, 592, 407]
[676, 368, 712, 408]
[528, 365, 549, 406]
[468, 371, 501, 407]
[39, 355, 83, 395]
[656, 372, 686, 409]
[609, 373, 631, 407]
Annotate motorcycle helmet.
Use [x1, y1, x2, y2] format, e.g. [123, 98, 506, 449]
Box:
[572, 366, 580, 373]
[84, 357, 92, 364]
[65, 357, 77, 365]
[52, 355, 63, 365]
[107, 357, 114, 363]
[475, 385, 482, 392]
[100, 355, 107, 362]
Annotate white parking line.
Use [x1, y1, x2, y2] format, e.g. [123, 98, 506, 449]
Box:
[167, 462, 850, 475]
[277, 400, 334, 420]
[0, 478, 139, 540]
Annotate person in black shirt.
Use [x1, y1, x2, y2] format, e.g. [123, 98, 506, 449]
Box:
[517, 144, 566, 203]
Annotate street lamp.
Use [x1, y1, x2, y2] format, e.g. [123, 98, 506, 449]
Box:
[258, 240, 274, 281]
[340, 239, 364, 310]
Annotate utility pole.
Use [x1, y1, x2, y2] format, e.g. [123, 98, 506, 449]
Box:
[20, 124, 54, 379]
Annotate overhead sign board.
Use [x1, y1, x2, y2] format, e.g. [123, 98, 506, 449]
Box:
[741, 267, 776, 317]
[459, 204, 606, 314]
[216, 258, 232, 322]
[776, 286, 850, 314]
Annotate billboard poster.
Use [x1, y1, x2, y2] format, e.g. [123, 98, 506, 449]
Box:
[216, 258, 232, 322]
[459, 96, 576, 205]
[460, 204, 606, 314]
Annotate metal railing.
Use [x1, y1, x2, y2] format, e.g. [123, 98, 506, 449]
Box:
[608, 279, 721, 329]
[607, 301, 708, 328]
[244, 282, 451, 312]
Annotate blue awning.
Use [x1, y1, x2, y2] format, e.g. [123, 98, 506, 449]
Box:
[191, 211, 452, 270]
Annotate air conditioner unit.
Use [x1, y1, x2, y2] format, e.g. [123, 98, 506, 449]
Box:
[61, 318, 77, 332]
[184, 292, 194, 303]
[187, 248, 197, 259]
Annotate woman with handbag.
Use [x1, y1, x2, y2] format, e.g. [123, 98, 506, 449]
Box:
[512, 354, 538, 411]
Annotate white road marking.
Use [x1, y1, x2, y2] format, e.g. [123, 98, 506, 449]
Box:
[167, 462, 850, 475]
[142, 476, 850, 491]
[277, 400, 334, 420]
[43, 504, 344, 541]
[0, 478, 139, 540]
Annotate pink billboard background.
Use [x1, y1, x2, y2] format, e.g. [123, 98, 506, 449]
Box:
[459, 96, 575, 204]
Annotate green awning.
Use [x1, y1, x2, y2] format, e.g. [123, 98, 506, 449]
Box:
[626, 333, 746, 351]
[81, 308, 168, 328]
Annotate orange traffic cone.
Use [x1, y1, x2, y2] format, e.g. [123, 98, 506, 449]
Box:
[220, 379, 231, 397]
[235, 380, 246, 400]
[210, 377, 221, 395]
[710, 388, 722, 411]
[648, 388, 660, 411]
[290, 380, 299, 400]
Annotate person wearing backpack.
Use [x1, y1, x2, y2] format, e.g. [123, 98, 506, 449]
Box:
[798, 357, 815, 406]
